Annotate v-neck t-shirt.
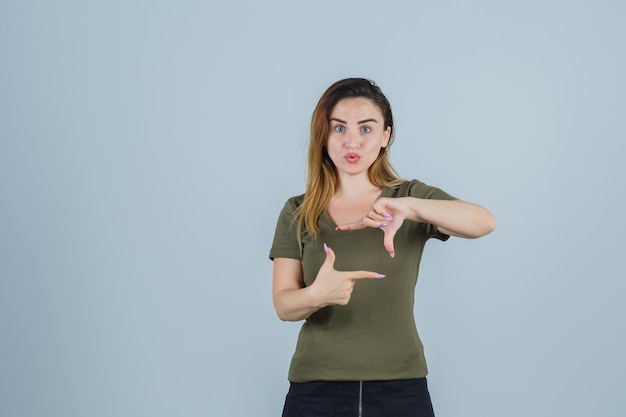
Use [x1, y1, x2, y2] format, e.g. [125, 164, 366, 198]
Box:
[269, 179, 456, 382]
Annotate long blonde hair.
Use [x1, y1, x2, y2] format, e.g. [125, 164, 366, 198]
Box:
[296, 78, 404, 235]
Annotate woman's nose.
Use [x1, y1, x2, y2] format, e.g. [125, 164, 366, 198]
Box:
[345, 131, 359, 148]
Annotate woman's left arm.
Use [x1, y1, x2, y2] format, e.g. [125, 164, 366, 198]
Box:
[402, 198, 496, 239]
[336, 197, 495, 257]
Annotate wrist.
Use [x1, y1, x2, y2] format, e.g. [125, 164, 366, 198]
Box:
[304, 285, 328, 309]
[402, 197, 423, 222]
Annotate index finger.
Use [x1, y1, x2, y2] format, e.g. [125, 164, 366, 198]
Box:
[347, 270, 386, 280]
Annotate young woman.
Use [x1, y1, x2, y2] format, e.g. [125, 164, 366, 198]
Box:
[269, 78, 495, 417]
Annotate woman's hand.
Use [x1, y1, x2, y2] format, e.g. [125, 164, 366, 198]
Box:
[335, 197, 409, 258]
[335, 197, 496, 257]
[309, 243, 385, 306]
[272, 244, 385, 321]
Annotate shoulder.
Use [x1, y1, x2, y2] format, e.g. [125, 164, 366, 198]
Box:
[385, 179, 456, 200]
[282, 193, 305, 211]
[275, 193, 306, 219]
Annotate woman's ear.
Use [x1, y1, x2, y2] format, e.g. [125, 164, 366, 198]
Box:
[382, 126, 391, 148]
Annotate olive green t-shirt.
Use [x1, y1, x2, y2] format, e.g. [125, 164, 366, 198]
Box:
[269, 179, 455, 382]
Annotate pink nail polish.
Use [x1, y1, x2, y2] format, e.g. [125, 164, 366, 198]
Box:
[323, 243, 329, 254]
[383, 213, 393, 221]
[374, 273, 385, 279]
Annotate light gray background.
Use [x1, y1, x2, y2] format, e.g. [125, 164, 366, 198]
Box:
[1, 1, 624, 416]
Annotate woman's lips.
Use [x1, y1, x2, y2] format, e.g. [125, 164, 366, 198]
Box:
[345, 153, 360, 163]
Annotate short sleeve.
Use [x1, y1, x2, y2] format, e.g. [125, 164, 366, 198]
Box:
[406, 179, 457, 241]
[269, 196, 304, 260]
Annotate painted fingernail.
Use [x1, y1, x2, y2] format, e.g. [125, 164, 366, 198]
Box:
[379, 223, 388, 228]
[374, 273, 386, 279]
[383, 213, 393, 221]
[389, 251, 395, 258]
[323, 243, 329, 254]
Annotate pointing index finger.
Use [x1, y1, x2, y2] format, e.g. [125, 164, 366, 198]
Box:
[349, 271, 386, 280]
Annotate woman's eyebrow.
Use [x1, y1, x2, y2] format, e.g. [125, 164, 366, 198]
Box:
[329, 117, 379, 124]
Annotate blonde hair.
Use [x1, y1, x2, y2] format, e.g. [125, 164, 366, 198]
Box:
[296, 78, 404, 236]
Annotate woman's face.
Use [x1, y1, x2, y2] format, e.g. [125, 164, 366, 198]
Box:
[326, 97, 391, 179]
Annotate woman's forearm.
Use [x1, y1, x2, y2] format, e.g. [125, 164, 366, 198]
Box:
[403, 198, 496, 238]
[273, 287, 325, 322]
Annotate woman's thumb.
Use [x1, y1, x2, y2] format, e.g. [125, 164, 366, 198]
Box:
[383, 232, 396, 258]
[323, 243, 336, 266]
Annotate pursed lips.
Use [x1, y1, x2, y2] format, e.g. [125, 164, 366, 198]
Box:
[344, 153, 360, 163]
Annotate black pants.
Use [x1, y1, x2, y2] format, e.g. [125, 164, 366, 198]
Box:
[282, 378, 435, 417]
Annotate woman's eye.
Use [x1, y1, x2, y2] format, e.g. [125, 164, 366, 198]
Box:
[334, 125, 345, 133]
[361, 126, 371, 133]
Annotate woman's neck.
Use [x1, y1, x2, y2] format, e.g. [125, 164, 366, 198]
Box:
[327, 175, 383, 225]
[334, 175, 381, 200]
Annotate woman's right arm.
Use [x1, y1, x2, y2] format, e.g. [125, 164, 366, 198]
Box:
[272, 258, 324, 321]
[272, 246, 386, 322]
